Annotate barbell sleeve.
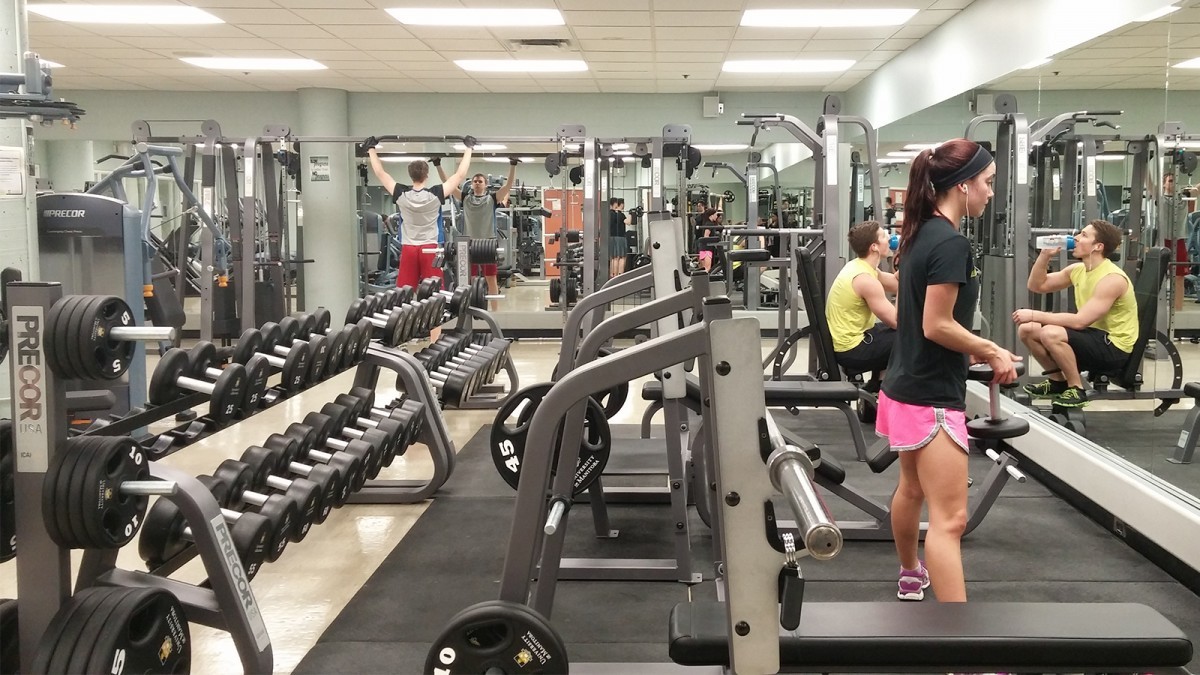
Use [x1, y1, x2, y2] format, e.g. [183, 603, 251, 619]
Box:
[766, 445, 842, 561]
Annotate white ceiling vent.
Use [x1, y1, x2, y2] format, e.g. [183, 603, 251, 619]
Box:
[508, 38, 573, 52]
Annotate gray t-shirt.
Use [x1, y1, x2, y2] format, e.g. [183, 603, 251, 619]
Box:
[391, 184, 445, 245]
[462, 191, 498, 239]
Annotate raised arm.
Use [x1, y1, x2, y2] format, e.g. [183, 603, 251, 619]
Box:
[496, 158, 519, 204]
[441, 141, 475, 195]
[364, 137, 397, 194]
[1027, 249, 1077, 293]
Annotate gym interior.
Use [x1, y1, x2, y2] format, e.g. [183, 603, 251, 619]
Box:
[4, 1, 1200, 673]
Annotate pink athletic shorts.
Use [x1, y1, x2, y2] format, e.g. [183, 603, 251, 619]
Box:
[698, 250, 713, 263]
[876, 390, 969, 453]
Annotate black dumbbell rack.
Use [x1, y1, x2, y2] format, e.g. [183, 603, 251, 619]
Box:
[5, 282, 273, 674]
[348, 345, 456, 504]
[455, 304, 520, 410]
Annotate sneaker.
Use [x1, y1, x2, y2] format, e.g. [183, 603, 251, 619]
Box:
[897, 562, 930, 601]
[1023, 378, 1066, 398]
[1052, 386, 1089, 408]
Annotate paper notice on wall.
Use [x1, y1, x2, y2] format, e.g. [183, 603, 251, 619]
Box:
[0, 146, 25, 197]
[309, 155, 330, 182]
[548, 199, 561, 210]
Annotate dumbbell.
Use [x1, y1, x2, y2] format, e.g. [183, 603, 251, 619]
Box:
[292, 312, 351, 378]
[239, 444, 334, 525]
[261, 321, 325, 387]
[148, 348, 248, 427]
[266, 427, 365, 497]
[275, 315, 333, 386]
[285, 413, 380, 484]
[138, 483, 273, 579]
[302, 410, 386, 478]
[230, 327, 310, 393]
[342, 387, 422, 454]
[347, 299, 410, 346]
[318, 401, 400, 468]
[258, 432, 351, 509]
[331, 393, 409, 451]
[187, 342, 271, 416]
[212, 459, 308, 550]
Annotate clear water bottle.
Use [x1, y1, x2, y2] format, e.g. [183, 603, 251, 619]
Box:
[1036, 235, 1074, 250]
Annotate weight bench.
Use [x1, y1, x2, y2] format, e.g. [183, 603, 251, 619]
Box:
[640, 375, 871, 460]
[668, 599, 1193, 673]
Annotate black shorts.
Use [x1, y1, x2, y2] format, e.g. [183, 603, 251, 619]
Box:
[835, 325, 895, 374]
[1067, 327, 1131, 375]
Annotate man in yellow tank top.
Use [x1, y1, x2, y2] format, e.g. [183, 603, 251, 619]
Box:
[1013, 219, 1138, 408]
[826, 221, 898, 379]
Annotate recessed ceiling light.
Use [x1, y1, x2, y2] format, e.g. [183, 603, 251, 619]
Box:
[723, 59, 854, 73]
[1021, 58, 1052, 69]
[741, 8, 918, 28]
[454, 143, 507, 151]
[456, 59, 587, 73]
[692, 144, 750, 151]
[1174, 57, 1200, 69]
[28, 4, 223, 24]
[483, 156, 537, 163]
[181, 57, 326, 71]
[1135, 5, 1180, 21]
[887, 151, 921, 158]
[387, 8, 564, 27]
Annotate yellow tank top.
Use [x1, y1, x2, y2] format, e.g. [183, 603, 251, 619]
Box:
[1069, 259, 1137, 353]
[826, 257, 880, 352]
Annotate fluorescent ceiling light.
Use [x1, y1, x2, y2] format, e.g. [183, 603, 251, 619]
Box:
[723, 59, 854, 73]
[456, 59, 587, 73]
[380, 156, 428, 163]
[387, 7, 563, 27]
[454, 143, 507, 151]
[483, 156, 537, 163]
[693, 144, 750, 152]
[610, 143, 629, 150]
[1095, 155, 1127, 161]
[902, 143, 942, 150]
[182, 57, 326, 71]
[877, 158, 910, 164]
[1021, 58, 1052, 69]
[1174, 57, 1200, 69]
[1135, 5, 1180, 21]
[613, 150, 634, 156]
[28, 4, 223, 24]
[887, 150, 921, 158]
[741, 8, 918, 27]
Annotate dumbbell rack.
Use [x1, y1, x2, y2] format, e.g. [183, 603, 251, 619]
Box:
[348, 346, 456, 503]
[5, 282, 273, 674]
[456, 306, 519, 409]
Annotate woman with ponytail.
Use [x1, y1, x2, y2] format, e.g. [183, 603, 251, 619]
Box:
[878, 138, 1020, 603]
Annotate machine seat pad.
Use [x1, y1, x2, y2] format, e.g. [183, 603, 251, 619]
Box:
[669, 600, 1192, 671]
[641, 376, 858, 407]
[1185, 381, 1200, 399]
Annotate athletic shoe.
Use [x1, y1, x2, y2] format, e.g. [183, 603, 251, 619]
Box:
[1052, 386, 1089, 408]
[1023, 379, 1066, 398]
[897, 562, 930, 601]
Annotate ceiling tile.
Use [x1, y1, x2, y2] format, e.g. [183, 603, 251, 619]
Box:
[563, 11, 651, 26]
[653, 11, 741, 27]
[654, 26, 733, 40]
[289, 8, 395, 24]
[206, 8, 307, 24]
[654, 51, 726, 63]
[321, 24, 416, 39]
[572, 26, 652, 40]
[579, 39, 652, 52]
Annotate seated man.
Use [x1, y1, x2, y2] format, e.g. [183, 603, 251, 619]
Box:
[1014, 219, 1138, 408]
[826, 220, 898, 380]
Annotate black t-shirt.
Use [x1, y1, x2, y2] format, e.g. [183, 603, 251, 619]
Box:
[882, 216, 979, 410]
[610, 210, 626, 237]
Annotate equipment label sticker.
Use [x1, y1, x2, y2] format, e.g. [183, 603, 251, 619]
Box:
[12, 305, 48, 472]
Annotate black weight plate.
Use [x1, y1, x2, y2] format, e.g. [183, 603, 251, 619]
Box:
[322, 328, 348, 378]
[80, 436, 149, 549]
[45, 294, 81, 379]
[43, 435, 86, 548]
[549, 277, 560, 304]
[280, 346, 309, 392]
[67, 587, 130, 675]
[344, 298, 366, 325]
[231, 328, 263, 365]
[0, 421, 14, 562]
[259, 322, 282, 354]
[355, 317, 373, 359]
[472, 276, 487, 310]
[313, 307, 332, 336]
[208, 363, 247, 425]
[72, 295, 109, 380]
[278, 315, 300, 344]
[305, 334, 329, 385]
[242, 354, 270, 413]
[85, 587, 190, 675]
[294, 312, 316, 339]
[0, 598, 17, 675]
[61, 295, 96, 380]
[137, 497, 188, 567]
[42, 587, 110, 675]
[185, 341, 219, 379]
[424, 600, 568, 674]
[29, 589, 85, 674]
[88, 296, 137, 381]
[148, 348, 189, 405]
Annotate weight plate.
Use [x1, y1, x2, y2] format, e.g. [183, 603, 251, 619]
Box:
[0, 599, 17, 675]
[208, 363, 247, 425]
[294, 312, 317, 339]
[242, 354, 270, 413]
[312, 307, 332, 336]
[41, 587, 109, 675]
[231, 328, 263, 365]
[42, 434, 85, 548]
[424, 600, 568, 674]
[277, 315, 300, 345]
[67, 587, 129, 675]
[345, 298, 366, 325]
[80, 436, 150, 549]
[0, 421, 14, 562]
[549, 278, 560, 304]
[355, 317, 373, 360]
[551, 348, 628, 420]
[63, 295, 98, 381]
[259, 322, 282, 355]
[84, 587, 190, 675]
[472, 276, 487, 310]
[323, 328, 348, 379]
[280, 345, 309, 392]
[86, 296, 137, 380]
[45, 294, 81, 379]
[138, 497, 188, 567]
[185, 342, 219, 379]
[490, 383, 612, 496]
[148, 349, 189, 405]
[305, 334, 330, 386]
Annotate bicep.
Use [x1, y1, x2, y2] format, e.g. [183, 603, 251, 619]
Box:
[1038, 268, 1075, 293]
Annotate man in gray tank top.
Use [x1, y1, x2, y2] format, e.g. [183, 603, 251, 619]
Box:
[440, 158, 518, 309]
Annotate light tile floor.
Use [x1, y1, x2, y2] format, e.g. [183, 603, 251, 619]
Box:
[5, 330, 1200, 674]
